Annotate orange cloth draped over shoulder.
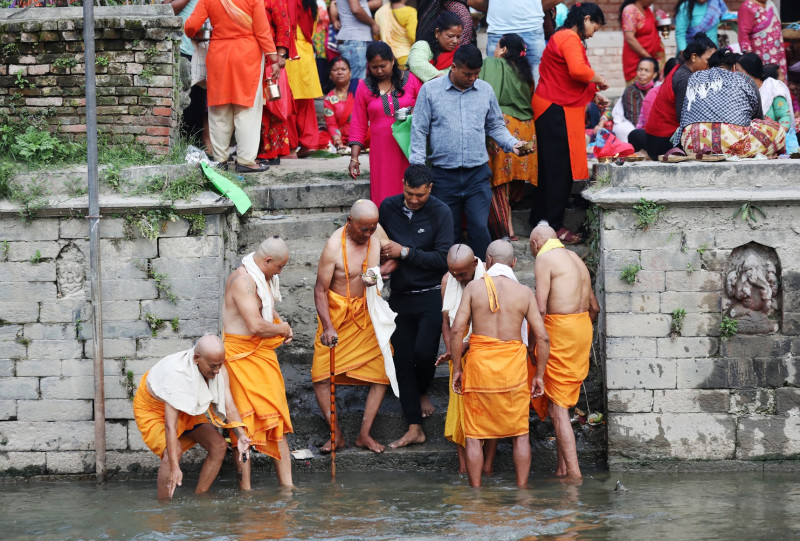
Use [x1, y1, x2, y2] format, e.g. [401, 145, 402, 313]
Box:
[224, 331, 293, 460]
[531, 312, 592, 420]
[461, 275, 530, 440]
[185, 0, 278, 107]
[533, 29, 598, 181]
[311, 227, 389, 386]
[133, 372, 210, 457]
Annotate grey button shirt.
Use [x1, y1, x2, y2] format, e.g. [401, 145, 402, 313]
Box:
[409, 74, 519, 169]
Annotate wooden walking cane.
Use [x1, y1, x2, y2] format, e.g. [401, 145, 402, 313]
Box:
[329, 344, 336, 477]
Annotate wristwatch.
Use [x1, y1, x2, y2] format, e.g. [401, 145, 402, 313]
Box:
[400, 247, 409, 259]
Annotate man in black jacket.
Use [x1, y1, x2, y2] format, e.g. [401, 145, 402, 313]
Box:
[379, 164, 453, 448]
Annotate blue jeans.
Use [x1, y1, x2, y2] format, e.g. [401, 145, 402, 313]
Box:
[430, 164, 492, 260]
[486, 28, 546, 84]
[338, 40, 368, 81]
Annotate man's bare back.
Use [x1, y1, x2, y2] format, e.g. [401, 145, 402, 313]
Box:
[223, 267, 261, 335]
[468, 277, 536, 342]
[535, 249, 597, 317]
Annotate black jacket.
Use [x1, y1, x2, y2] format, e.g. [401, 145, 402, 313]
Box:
[378, 194, 452, 293]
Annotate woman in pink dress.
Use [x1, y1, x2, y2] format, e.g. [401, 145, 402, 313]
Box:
[348, 41, 422, 206]
[738, 0, 787, 80]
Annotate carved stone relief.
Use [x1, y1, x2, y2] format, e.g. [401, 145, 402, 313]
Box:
[722, 242, 781, 334]
[56, 243, 86, 298]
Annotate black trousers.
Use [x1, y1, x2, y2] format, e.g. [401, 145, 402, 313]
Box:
[645, 132, 674, 161]
[529, 103, 573, 230]
[388, 290, 442, 425]
[628, 128, 647, 152]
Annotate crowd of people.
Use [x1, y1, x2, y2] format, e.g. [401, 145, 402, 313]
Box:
[177, 0, 800, 250]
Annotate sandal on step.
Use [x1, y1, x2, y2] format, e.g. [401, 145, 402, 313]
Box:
[556, 227, 582, 245]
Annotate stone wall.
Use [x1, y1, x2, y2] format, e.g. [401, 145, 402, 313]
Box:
[0, 198, 235, 476]
[0, 6, 182, 154]
[585, 161, 800, 469]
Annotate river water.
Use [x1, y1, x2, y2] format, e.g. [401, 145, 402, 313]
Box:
[2, 471, 798, 539]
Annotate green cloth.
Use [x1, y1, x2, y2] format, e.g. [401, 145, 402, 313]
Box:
[766, 96, 792, 131]
[478, 57, 533, 121]
[200, 163, 252, 215]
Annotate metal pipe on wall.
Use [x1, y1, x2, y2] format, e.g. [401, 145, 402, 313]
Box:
[83, 0, 106, 484]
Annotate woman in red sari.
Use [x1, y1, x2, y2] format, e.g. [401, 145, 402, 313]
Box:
[620, 0, 664, 85]
[323, 57, 364, 151]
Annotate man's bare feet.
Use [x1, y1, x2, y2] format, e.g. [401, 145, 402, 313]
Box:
[355, 433, 385, 453]
[319, 436, 347, 454]
[388, 424, 426, 448]
[482, 464, 494, 476]
[420, 395, 435, 418]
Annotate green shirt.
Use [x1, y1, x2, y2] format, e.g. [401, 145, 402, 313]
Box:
[478, 57, 533, 121]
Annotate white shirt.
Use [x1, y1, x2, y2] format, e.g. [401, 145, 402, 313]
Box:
[487, 0, 544, 35]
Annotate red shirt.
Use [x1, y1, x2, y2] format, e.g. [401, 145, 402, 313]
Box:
[535, 29, 597, 108]
[645, 65, 682, 137]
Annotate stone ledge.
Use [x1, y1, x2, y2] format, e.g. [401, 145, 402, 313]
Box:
[585, 186, 800, 208]
[0, 191, 234, 218]
[608, 458, 792, 472]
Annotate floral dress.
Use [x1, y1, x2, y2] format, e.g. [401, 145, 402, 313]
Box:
[738, 0, 787, 80]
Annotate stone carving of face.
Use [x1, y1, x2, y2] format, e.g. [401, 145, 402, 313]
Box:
[726, 254, 777, 314]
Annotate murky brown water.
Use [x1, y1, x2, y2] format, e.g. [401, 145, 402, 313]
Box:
[1, 470, 799, 539]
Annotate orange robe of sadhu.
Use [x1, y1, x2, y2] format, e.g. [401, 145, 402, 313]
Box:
[462, 275, 530, 440]
[311, 227, 389, 386]
[133, 372, 209, 457]
[224, 331, 293, 460]
[185, 0, 277, 107]
[311, 291, 390, 385]
[531, 312, 592, 420]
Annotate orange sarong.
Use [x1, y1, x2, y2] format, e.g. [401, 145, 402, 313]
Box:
[132, 372, 209, 458]
[444, 355, 466, 447]
[224, 332, 293, 460]
[462, 334, 530, 439]
[531, 312, 592, 420]
[311, 290, 390, 385]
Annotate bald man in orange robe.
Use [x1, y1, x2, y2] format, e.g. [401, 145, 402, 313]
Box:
[450, 241, 550, 488]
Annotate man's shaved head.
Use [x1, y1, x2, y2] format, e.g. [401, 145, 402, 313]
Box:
[486, 240, 515, 266]
[195, 334, 225, 358]
[447, 243, 475, 266]
[349, 199, 379, 222]
[530, 224, 557, 255]
[255, 236, 289, 262]
[447, 244, 478, 286]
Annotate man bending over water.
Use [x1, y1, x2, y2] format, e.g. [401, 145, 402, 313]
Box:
[133, 335, 251, 499]
[451, 240, 550, 488]
[530, 224, 599, 479]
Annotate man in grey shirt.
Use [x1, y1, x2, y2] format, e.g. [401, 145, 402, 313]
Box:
[409, 44, 531, 259]
[334, 0, 379, 80]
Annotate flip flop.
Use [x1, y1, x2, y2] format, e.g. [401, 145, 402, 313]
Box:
[659, 148, 695, 163]
[508, 235, 519, 242]
[556, 227, 582, 245]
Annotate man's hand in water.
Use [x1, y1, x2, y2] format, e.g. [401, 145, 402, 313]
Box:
[167, 465, 183, 498]
[237, 434, 251, 463]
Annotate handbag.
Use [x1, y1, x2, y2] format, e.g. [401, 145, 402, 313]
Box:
[391, 114, 413, 159]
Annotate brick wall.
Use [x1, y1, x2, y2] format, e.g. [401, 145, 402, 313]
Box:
[594, 1, 746, 31]
[0, 6, 182, 154]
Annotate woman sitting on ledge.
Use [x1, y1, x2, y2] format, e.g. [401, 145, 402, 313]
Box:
[680, 48, 786, 158]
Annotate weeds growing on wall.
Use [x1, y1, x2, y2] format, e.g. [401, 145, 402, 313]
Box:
[584, 204, 602, 284]
[1, 241, 9, 261]
[29, 250, 41, 264]
[633, 198, 665, 230]
[720, 316, 738, 340]
[144, 313, 165, 337]
[620, 264, 642, 285]
[185, 213, 206, 235]
[123, 208, 178, 242]
[733, 202, 766, 224]
[670, 308, 686, 340]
